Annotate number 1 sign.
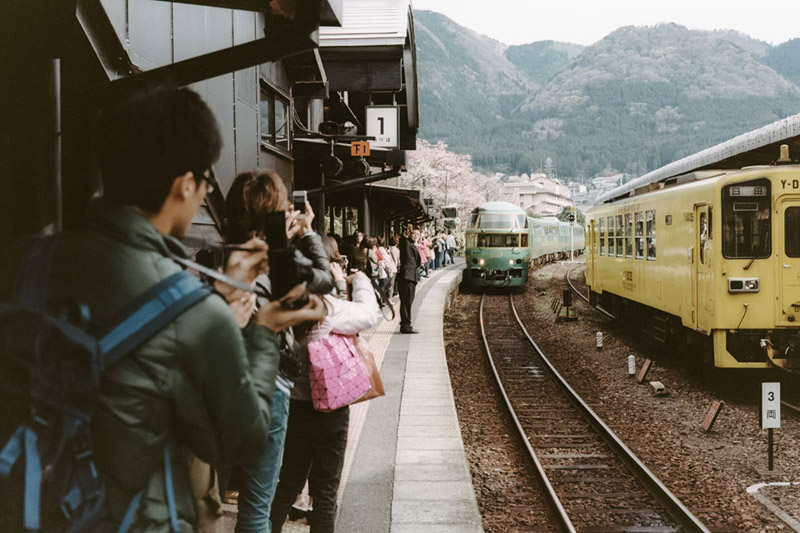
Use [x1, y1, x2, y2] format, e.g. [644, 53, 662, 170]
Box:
[366, 106, 399, 148]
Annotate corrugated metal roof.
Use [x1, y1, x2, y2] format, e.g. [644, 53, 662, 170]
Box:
[596, 112, 800, 204]
[319, 0, 411, 48]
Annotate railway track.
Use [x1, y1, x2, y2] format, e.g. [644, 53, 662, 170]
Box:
[566, 264, 615, 320]
[479, 292, 709, 532]
[566, 265, 800, 419]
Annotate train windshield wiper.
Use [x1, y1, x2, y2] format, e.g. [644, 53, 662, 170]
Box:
[743, 257, 756, 270]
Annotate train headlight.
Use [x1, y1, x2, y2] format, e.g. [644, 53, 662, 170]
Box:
[516, 259, 522, 264]
[508, 259, 514, 265]
[728, 278, 759, 293]
[479, 258, 485, 266]
[472, 258, 477, 264]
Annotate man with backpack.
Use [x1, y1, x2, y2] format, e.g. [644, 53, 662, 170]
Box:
[0, 85, 325, 532]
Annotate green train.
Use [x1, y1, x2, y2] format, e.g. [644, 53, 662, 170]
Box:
[464, 201, 586, 287]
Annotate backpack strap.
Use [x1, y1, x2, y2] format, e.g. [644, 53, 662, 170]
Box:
[0, 425, 42, 530]
[12, 235, 58, 310]
[99, 271, 211, 369]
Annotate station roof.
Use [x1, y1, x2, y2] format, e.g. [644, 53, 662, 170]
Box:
[319, 0, 411, 48]
[597, 112, 800, 204]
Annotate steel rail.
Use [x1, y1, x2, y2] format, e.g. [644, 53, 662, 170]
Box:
[479, 293, 575, 532]
[566, 264, 616, 319]
[507, 293, 710, 532]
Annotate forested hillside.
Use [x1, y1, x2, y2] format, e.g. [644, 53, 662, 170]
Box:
[414, 11, 800, 181]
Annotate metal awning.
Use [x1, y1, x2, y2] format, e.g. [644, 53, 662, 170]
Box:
[77, 0, 344, 99]
[319, 0, 410, 48]
[325, 182, 427, 223]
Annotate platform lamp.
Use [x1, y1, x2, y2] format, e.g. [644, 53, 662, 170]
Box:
[353, 157, 370, 177]
[321, 139, 343, 177]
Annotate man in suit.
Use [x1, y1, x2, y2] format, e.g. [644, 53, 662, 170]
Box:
[398, 224, 421, 334]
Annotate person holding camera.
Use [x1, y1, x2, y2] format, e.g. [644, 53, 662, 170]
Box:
[0, 85, 327, 532]
[270, 236, 380, 533]
[223, 171, 334, 533]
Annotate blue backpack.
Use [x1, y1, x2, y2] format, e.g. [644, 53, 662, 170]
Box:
[0, 237, 211, 532]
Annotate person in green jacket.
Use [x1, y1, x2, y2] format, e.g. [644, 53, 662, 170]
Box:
[0, 84, 326, 531]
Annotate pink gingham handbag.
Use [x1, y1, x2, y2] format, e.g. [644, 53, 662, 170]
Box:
[308, 333, 371, 412]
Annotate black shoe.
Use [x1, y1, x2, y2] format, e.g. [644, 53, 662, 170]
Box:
[400, 326, 419, 334]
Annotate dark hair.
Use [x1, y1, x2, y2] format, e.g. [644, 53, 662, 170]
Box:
[224, 170, 288, 243]
[322, 234, 342, 261]
[95, 84, 222, 213]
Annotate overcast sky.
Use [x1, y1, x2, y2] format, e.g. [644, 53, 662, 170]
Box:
[412, 0, 800, 46]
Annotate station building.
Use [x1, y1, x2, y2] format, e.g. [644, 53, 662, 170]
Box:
[0, 0, 422, 245]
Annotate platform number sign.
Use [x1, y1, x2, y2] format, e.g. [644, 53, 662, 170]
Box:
[351, 141, 370, 157]
[366, 106, 399, 148]
[761, 382, 780, 429]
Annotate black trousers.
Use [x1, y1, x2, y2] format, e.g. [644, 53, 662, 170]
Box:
[270, 400, 349, 533]
[398, 278, 417, 328]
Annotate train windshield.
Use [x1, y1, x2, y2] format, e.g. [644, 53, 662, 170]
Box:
[468, 233, 527, 248]
[722, 178, 771, 259]
[468, 213, 526, 230]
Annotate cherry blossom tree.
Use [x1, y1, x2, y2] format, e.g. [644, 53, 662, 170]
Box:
[399, 140, 501, 226]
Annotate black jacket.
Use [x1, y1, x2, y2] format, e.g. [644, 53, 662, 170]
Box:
[398, 234, 421, 282]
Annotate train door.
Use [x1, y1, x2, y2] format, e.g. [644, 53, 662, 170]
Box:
[777, 197, 800, 324]
[694, 204, 712, 332]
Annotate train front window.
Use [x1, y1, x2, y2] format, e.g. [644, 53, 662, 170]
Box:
[477, 214, 523, 230]
[475, 234, 521, 247]
[786, 207, 800, 257]
[722, 178, 771, 259]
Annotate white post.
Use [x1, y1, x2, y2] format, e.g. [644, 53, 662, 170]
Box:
[570, 223, 574, 263]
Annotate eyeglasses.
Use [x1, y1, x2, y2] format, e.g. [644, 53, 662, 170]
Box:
[196, 169, 219, 194]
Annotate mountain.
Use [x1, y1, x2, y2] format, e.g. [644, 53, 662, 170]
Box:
[506, 41, 584, 86]
[764, 38, 800, 85]
[413, 11, 800, 181]
[414, 10, 535, 150]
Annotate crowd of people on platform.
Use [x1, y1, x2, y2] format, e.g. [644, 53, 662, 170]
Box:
[0, 84, 462, 533]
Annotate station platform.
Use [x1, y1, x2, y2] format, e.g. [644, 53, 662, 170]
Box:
[223, 261, 483, 532]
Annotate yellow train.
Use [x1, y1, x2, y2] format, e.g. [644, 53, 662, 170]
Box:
[586, 149, 800, 369]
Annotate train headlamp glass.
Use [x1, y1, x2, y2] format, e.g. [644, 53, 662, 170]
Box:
[478, 258, 485, 266]
[728, 278, 759, 293]
[508, 259, 514, 265]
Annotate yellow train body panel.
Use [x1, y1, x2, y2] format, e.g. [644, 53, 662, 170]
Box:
[586, 165, 800, 369]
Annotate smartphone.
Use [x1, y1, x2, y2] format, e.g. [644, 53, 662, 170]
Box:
[292, 190, 307, 214]
[265, 211, 287, 250]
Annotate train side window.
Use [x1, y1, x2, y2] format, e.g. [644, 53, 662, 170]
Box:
[625, 214, 633, 258]
[521, 234, 529, 248]
[699, 211, 708, 264]
[786, 207, 800, 257]
[646, 210, 656, 260]
[615, 215, 624, 257]
[607, 216, 615, 256]
[635, 212, 644, 259]
[599, 218, 605, 255]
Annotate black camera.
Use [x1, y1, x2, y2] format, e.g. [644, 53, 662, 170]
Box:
[265, 211, 313, 309]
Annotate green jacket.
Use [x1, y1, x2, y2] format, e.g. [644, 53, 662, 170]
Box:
[0, 201, 279, 531]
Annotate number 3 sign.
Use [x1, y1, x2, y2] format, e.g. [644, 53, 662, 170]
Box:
[366, 106, 399, 148]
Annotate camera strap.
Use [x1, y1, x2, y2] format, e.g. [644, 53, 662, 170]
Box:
[169, 253, 258, 294]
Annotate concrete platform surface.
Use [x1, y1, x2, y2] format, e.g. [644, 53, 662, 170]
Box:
[224, 262, 483, 532]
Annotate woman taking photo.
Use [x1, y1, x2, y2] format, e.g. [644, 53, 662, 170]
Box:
[270, 236, 380, 533]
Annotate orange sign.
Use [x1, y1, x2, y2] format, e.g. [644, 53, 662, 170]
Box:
[351, 141, 371, 157]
